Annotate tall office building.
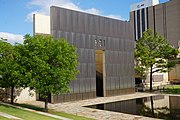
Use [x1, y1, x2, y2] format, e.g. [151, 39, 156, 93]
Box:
[130, 0, 180, 83]
[130, 0, 180, 48]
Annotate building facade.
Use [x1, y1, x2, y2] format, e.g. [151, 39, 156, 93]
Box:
[130, 0, 180, 47]
[34, 6, 135, 103]
[130, 0, 180, 84]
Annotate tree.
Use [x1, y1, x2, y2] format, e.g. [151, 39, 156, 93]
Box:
[0, 38, 25, 104]
[20, 35, 79, 112]
[135, 29, 179, 92]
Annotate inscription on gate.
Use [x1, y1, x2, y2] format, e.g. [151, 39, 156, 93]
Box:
[95, 39, 105, 50]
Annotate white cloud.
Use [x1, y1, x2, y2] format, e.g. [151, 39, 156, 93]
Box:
[26, 0, 126, 22]
[0, 32, 24, 44]
[26, 0, 100, 22]
[85, 8, 101, 15]
[106, 15, 126, 20]
[26, 11, 39, 22]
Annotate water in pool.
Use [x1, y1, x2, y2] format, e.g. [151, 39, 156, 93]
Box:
[86, 95, 180, 120]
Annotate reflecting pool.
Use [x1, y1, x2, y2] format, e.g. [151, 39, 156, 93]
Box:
[86, 95, 180, 120]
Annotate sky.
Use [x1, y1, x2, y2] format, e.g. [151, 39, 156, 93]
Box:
[0, 0, 169, 44]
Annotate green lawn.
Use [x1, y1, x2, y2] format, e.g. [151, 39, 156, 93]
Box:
[0, 116, 9, 120]
[164, 85, 180, 94]
[15, 103, 94, 120]
[166, 85, 180, 89]
[0, 104, 58, 120]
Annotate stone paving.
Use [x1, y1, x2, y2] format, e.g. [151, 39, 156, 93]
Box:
[26, 92, 161, 120]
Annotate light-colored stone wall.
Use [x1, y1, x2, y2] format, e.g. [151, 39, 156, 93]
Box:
[33, 14, 50, 35]
[15, 88, 36, 103]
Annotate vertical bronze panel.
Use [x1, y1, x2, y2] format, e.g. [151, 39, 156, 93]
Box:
[104, 18, 110, 36]
[130, 12, 135, 41]
[61, 95, 65, 102]
[82, 93, 88, 100]
[94, 16, 100, 35]
[109, 19, 114, 37]
[60, 8, 67, 31]
[70, 93, 76, 101]
[88, 92, 93, 98]
[84, 14, 89, 34]
[75, 93, 82, 100]
[72, 11, 78, 33]
[66, 10, 72, 32]
[99, 17, 105, 36]
[78, 12, 84, 33]
[63, 94, 70, 102]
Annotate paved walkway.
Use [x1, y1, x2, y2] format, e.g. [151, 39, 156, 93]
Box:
[26, 93, 160, 120]
[0, 112, 22, 120]
[0, 102, 71, 120]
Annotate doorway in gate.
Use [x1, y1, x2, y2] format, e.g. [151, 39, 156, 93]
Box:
[96, 50, 105, 97]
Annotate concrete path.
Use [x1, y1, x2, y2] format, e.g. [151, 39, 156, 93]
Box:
[27, 93, 160, 120]
[0, 102, 71, 120]
[21, 107, 71, 120]
[0, 111, 22, 120]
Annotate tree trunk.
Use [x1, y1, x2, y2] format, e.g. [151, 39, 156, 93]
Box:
[11, 85, 14, 104]
[44, 97, 48, 112]
[150, 65, 153, 92]
[150, 96, 155, 118]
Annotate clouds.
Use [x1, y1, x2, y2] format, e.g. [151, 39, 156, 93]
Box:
[26, 11, 39, 22]
[106, 15, 126, 21]
[0, 32, 24, 44]
[26, 0, 100, 22]
[26, 0, 125, 22]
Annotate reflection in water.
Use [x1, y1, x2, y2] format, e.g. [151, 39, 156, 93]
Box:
[150, 96, 155, 118]
[139, 100, 171, 119]
[86, 95, 180, 120]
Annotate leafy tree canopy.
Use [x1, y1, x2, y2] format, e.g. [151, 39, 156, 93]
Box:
[19, 35, 79, 111]
[135, 29, 179, 91]
[0, 38, 25, 104]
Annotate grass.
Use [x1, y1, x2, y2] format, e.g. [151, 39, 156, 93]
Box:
[163, 85, 180, 94]
[166, 85, 180, 89]
[15, 103, 94, 120]
[0, 104, 58, 120]
[0, 116, 9, 120]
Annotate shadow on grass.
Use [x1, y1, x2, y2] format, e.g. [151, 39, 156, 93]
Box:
[15, 103, 44, 111]
[0, 103, 15, 108]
